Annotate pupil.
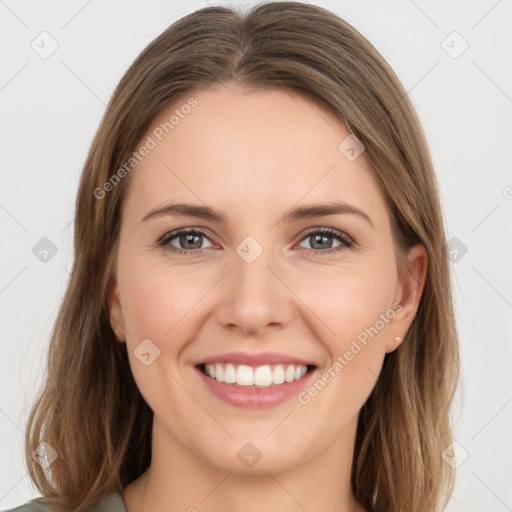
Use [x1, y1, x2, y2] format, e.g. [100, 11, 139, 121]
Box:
[312, 234, 332, 249]
[182, 234, 202, 249]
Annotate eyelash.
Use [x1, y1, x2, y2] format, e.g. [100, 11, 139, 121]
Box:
[157, 227, 354, 257]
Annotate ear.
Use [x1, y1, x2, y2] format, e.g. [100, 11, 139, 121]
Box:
[107, 274, 126, 343]
[385, 243, 428, 353]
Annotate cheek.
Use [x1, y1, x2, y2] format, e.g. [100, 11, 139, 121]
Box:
[289, 260, 396, 396]
[117, 258, 199, 414]
[118, 244, 204, 341]
[291, 260, 396, 341]
[293, 271, 394, 423]
[120, 244, 396, 353]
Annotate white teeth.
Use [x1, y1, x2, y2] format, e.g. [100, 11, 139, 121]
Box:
[236, 365, 254, 386]
[272, 365, 285, 384]
[223, 363, 236, 384]
[215, 363, 224, 382]
[203, 363, 310, 388]
[284, 365, 295, 383]
[254, 365, 272, 387]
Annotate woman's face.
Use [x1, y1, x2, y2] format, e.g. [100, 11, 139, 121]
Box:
[108, 84, 425, 475]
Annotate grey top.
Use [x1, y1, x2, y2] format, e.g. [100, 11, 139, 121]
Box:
[2, 492, 127, 512]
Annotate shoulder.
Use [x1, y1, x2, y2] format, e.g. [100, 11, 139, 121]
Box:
[2, 492, 127, 512]
[2, 498, 55, 511]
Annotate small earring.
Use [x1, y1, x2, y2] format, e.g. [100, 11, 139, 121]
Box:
[394, 336, 402, 343]
[113, 328, 124, 342]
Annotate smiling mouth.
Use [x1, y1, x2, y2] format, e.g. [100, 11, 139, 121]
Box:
[197, 362, 317, 389]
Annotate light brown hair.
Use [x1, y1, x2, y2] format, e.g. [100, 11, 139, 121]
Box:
[24, 2, 460, 511]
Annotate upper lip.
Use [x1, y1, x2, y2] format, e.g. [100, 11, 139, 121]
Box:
[194, 351, 317, 367]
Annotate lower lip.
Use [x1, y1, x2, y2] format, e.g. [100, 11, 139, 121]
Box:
[195, 366, 316, 409]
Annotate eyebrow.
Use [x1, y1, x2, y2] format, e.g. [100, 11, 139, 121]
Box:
[141, 201, 374, 229]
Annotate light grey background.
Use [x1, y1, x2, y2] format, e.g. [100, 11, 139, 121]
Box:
[1, 1, 511, 510]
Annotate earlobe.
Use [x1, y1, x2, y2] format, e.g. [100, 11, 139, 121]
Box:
[386, 244, 428, 353]
[107, 276, 126, 342]
[386, 335, 403, 353]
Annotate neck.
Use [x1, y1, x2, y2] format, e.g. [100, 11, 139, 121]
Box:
[123, 415, 365, 512]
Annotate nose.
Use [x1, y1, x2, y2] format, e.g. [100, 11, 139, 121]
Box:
[214, 239, 295, 336]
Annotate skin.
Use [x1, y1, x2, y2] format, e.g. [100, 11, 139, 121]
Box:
[108, 83, 427, 512]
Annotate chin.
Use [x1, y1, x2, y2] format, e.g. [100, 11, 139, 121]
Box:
[196, 436, 306, 475]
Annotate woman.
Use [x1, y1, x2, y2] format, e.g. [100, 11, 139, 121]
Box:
[8, 2, 460, 511]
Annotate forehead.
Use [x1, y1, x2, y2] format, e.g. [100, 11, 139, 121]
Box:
[123, 85, 388, 229]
